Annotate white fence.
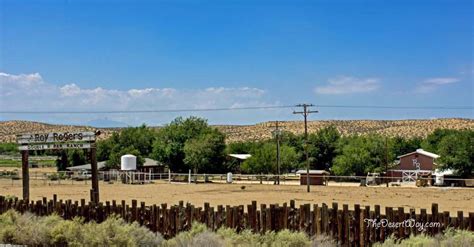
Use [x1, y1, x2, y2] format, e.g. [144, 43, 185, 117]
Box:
[1, 170, 472, 187]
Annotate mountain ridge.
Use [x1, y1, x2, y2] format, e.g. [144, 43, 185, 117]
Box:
[1, 118, 472, 143]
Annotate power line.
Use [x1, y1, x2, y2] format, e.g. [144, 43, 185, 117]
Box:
[0, 104, 471, 114]
[315, 105, 473, 110]
[0, 105, 294, 114]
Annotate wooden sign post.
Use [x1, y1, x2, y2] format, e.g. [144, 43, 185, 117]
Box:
[21, 150, 29, 201]
[17, 131, 99, 203]
[90, 147, 99, 203]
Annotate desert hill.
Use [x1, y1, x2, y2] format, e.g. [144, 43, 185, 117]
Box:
[0, 119, 472, 144]
[217, 118, 474, 143]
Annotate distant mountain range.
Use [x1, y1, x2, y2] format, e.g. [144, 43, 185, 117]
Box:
[86, 118, 129, 128]
[0, 118, 472, 143]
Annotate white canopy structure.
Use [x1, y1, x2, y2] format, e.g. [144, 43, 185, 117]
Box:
[228, 154, 251, 160]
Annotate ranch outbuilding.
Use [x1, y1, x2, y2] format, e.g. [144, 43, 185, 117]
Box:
[388, 149, 439, 183]
[296, 170, 330, 186]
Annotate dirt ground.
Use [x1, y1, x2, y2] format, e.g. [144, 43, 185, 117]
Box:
[0, 179, 472, 214]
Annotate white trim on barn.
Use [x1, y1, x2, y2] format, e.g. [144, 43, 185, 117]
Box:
[397, 149, 440, 159]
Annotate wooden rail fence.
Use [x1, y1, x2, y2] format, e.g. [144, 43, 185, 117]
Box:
[0, 195, 473, 245]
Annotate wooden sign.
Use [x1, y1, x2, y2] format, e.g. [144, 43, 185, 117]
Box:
[17, 131, 96, 144]
[18, 142, 92, 151]
[17, 131, 100, 203]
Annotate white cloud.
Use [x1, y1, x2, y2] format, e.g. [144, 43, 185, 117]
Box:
[60, 83, 82, 96]
[0, 72, 278, 125]
[423, 78, 459, 85]
[314, 76, 380, 95]
[415, 77, 460, 93]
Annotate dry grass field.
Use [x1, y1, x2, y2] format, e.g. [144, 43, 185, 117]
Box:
[1, 180, 472, 214]
[1, 118, 473, 143]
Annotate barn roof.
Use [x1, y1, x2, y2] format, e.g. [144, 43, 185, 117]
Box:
[67, 161, 107, 171]
[296, 170, 330, 175]
[142, 158, 164, 167]
[228, 154, 252, 160]
[397, 149, 440, 159]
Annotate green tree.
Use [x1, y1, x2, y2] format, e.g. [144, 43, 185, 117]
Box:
[67, 149, 86, 167]
[242, 143, 298, 174]
[391, 136, 422, 157]
[95, 125, 156, 168]
[437, 130, 474, 177]
[183, 129, 226, 173]
[226, 141, 260, 155]
[96, 134, 117, 162]
[422, 129, 458, 153]
[0, 143, 17, 155]
[332, 135, 394, 176]
[152, 117, 221, 172]
[306, 126, 340, 170]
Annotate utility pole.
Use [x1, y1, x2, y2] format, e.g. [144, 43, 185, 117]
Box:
[385, 137, 389, 187]
[271, 121, 282, 185]
[293, 104, 318, 192]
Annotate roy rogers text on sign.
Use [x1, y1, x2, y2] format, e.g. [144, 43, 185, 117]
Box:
[17, 131, 96, 144]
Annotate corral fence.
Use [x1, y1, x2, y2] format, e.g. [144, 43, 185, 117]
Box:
[0, 195, 473, 245]
[1, 170, 473, 187]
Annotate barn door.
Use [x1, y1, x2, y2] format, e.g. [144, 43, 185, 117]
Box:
[402, 171, 417, 183]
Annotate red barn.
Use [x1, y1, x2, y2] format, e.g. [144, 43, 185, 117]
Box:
[388, 149, 440, 183]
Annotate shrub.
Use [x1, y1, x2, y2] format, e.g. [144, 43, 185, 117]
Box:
[0, 210, 62, 245]
[81, 216, 164, 247]
[0, 210, 164, 246]
[310, 234, 337, 247]
[273, 229, 310, 247]
[50, 217, 86, 246]
[2, 210, 472, 247]
[216, 228, 261, 246]
[216, 225, 311, 247]
[190, 232, 224, 247]
[375, 229, 474, 247]
[162, 223, 210, 247]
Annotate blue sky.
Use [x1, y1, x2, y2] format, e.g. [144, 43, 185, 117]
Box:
[0, 0, 472, 126]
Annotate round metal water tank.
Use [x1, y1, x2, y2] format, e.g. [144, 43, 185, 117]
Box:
[226, 172, 233, 183]
[121, 154, 137, 170]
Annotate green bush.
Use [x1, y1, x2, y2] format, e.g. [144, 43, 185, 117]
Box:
[47, 172, 67, 181]
[215, 224, 312, 247]
[0, 210, 164, 246]
[50, 217, 86, 246]
[0, 210, 63, 245]
[374, 229, 474, 247]
[81, 216, 163, 246]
